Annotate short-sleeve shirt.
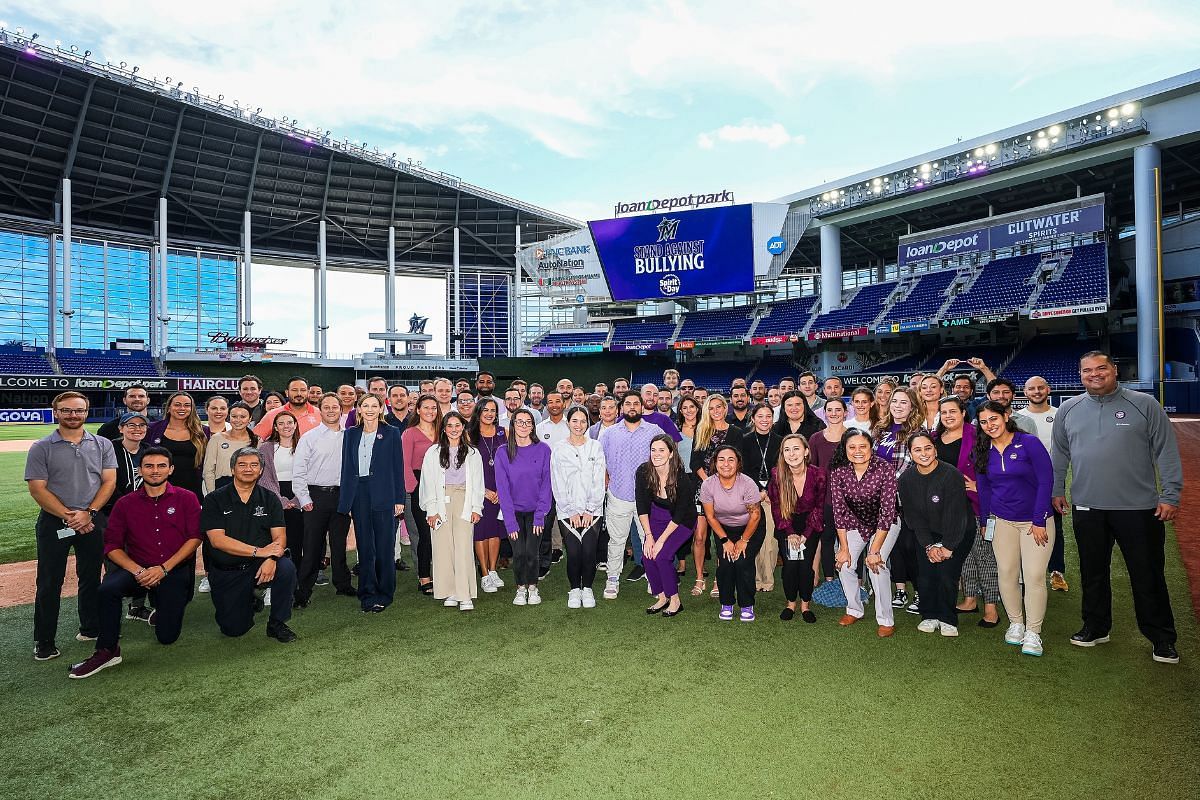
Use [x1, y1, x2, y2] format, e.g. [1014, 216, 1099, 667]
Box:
[699, 472, 762, 527]
[200, 482, 285, 569]
[24, 430, 117, 510]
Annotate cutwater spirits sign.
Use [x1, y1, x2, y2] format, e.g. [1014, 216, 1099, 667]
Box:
[588, 204, 755, 302]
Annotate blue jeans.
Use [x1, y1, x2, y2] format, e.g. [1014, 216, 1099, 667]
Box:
[353, 478, 397, 609]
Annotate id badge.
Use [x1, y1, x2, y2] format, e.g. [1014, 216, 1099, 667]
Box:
[984, 517, 996, 542]
[57, 526, 76, 540]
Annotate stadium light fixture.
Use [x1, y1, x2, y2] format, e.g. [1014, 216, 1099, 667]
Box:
[1107, 108, 1119, 119]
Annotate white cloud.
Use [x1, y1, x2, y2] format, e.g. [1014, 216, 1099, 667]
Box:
[697, 122, 804, 150]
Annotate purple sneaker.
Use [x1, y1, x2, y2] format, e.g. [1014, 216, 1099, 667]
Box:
[68, 646, 122, 679]
[739, 606, 756, 622]
[718, 605, 734, 621]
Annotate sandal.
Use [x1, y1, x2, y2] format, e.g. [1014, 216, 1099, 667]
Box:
[709, 584, 720, 598]
[690, 579, 706, 596]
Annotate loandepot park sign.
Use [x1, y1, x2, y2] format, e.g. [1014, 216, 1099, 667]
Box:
[613, 190, 734, 217]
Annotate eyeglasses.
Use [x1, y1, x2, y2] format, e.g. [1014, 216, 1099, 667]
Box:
[122, 422, 148, 429]
[57, 409, 88, 416]
[513, 420, 534, 427]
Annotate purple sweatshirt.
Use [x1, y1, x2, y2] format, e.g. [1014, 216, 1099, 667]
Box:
[642, 411, 682, 442]
[495, 441, 553, 530]
[976, 431, 1053, 526]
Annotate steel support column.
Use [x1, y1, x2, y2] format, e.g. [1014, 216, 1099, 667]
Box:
[1133, 144, 1163, 386]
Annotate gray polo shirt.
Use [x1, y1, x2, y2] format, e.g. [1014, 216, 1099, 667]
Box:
[24, 429, 117, 510]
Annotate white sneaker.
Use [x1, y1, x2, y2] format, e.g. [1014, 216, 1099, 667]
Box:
[581, 587, 596, 608]
[263, 589, 272, 607]
[198, 576, 211, 593]
[513, 587, 528, 606]
[481, 573, 498, 593]
[489, 570, 505, 589]
[1004, 622, 1027, 645]
[1021, 630, 1044, 656]
[443, 596, 459, 607]
[458, 599, 474, 611]
[603, 576, 620, 600]
[917, 618, 940, 633]
[567, 588, 582, 609]
[939, 623, 960, 637]
[527, 586, 542, 605]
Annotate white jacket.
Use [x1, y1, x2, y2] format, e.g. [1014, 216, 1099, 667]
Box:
[550, 437, 606, 522]
[418, 445, 485, 523]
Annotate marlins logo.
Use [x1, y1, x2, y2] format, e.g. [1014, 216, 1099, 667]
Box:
[656, 217, 680, 242]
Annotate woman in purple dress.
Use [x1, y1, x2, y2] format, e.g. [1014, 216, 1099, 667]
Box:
[469, 397, 507, 593]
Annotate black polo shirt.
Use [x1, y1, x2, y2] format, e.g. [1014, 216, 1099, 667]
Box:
[200, 482, 285, 569]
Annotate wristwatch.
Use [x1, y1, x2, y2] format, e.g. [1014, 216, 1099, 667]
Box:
[85, 507, 97, 515]
[252, 546, 259, 558]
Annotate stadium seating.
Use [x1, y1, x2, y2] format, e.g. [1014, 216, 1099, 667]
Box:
[675, 307, 754, 342]
[609, 318, 677, 348]
[753, 353, 799, 387]
[943, 253, 1042, 318]
[533, 329, 609, 349]
[808, 281, 898, 333]
[1032, 243, 1108, 309]
[919, 342, 1015, 375]
[56, 348, 161, 376]
[753, 295, 818, 338]
[858, 352, 928, 375]
[880, 269, 958, 325]
[0, 346, 55, 374]
[636, 361, 748, 392]
[1002, 334, 1095, 387]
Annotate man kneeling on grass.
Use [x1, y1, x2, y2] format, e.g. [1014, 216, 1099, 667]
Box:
[70, 448, 202, 679]
[200, 447, 298, 644]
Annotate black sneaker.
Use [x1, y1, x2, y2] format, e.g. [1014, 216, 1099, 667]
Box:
[626, 564, 646, 582]
[891, 589, 907, 608]
[351, 563, 360, 576]
[314, 570, 330, 586]
[551, 548, 564, 564]
[1069, 628, 1111, 647]
[266, 620, 297, 643]
[34, 642, 60, 661]
[396, 559, 412, 572]
[335, 587, 358, 597]
[1152, 643, 1180, 664]
[537, 566, 551, 582]
[293, 597, 310, 609]
[126, 604, 154, 624]
[252, 594, 265, 614]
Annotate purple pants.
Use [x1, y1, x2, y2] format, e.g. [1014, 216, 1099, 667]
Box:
[645, 503, 694, 598]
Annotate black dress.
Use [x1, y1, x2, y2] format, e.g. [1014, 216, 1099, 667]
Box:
[158, 435, 203, 502]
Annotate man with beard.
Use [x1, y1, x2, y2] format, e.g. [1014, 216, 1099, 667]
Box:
[238, 375, 267, 425]
[797, 372, 824, 415]
[475, 371, 497, 399]
[254, 376, 320, 438]
[726, 385, 753, 430]
[985, 377, 1037, 435]
[68, 448, 202, 678]
[749, 379, 767, 403]
[528, 383, 547, 420]
[98, 384, 155, 440]
[499, 387, 523, 428]
[639, 383, 682, 441]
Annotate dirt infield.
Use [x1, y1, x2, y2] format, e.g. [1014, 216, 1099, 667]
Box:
[0, 439, 36, 453]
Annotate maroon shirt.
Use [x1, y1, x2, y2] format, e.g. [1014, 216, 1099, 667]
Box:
[104, 483, 202, 567]
[767, 465, 826, 540]
[829, 456, 898, 540]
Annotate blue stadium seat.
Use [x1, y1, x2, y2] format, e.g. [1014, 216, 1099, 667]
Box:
[753, 296, 818, 338]
[1032, 243, 1109, 309]
[881, 269, 957, 325]
[809, 281, 898, 333]
[676, 307, 754, 342]
[943, 252, 1043, 318]
[0, 346, 55, 374]
[610, 319, 677, 347]
[56, 348, 161, 376]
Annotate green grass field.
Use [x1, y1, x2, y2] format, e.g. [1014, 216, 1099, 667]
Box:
[0, 422, 100, 441]
[0, 452, 36, 562]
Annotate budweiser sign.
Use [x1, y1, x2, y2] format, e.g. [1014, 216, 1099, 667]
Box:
[208, 331, 288, 350]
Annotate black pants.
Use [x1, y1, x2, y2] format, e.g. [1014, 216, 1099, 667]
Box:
[916, 541, 970, 626]
[297, 487, 352, 601]
[409, 483, 433, 580]
[889, 520, 921, 585]
[278, 481, 306, 571]
[1047, 509, 1066, 575]
[715, 524, 764, 608]
[105, 556, 148, 608]
[780, 536, 818, 603]
[1073, 508, 1176, 646]
[208, 557, 296, 637]
[511, 511, 542, 586]
[34, 510, 105, 644]
[562, 519, 601, 590]
[97, 565, 193, 650]
[819, 503, 837, 581]
[539, 500, 558, 572]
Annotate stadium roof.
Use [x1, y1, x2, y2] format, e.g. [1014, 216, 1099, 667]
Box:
[775, 69, 1200, 274]
[0, 30, 579, 275]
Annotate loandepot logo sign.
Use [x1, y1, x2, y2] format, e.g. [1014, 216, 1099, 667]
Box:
[901, 232, 983, 263]
[613, 190, 734, 217]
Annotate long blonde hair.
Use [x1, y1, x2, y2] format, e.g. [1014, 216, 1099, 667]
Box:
[871, 386, 924, 444]
[694, 394, 728, 451]
[163, 391, 207, 467]
[774, 433, 811, 520]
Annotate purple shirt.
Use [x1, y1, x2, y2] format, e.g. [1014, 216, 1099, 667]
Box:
[699, 472, 761, 526]
[829, 456, 898, 540]
[104, 484, 202, 566]
[976, 431, 1053, 525]
[599, 420, 665, 501]
[643, 411, 682, 442]
[444, 452, 467, 486]
[495, 441, 553, 529]
[767, 465, 826, 540]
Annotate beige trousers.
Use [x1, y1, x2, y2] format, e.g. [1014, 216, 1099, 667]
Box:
[991, 516, 1055, 634]
[754, 497, 778, 590]
[432, 486, 478, 601]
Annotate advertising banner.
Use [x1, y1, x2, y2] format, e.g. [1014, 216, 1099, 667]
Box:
[673, 341, 696, 350]
[989, 203, 1105, 248]
[531, 344, 605, 355]
[609, 343, 670, 352]
[875, 320, 932, 334]
[178, 378, 242, 393]
[0, 408, 54, 423]
[807, 327, 868, 341]
[750, 334, 796, 345]
[589, 204, 755, 302]
[1028, 302, 1108, 320]
[898, 228, 989, 267]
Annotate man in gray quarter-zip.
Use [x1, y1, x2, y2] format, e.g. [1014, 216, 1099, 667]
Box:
[1051, 351, 1183, 665]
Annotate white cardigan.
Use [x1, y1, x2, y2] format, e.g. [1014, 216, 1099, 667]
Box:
[418, 444, 485, 522]
[550, 437, 606, 521]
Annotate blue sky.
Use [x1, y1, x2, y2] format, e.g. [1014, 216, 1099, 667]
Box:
[3, 0, 1199, 353]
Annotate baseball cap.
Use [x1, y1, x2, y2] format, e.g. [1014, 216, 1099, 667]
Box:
[119, 411, 149, 425]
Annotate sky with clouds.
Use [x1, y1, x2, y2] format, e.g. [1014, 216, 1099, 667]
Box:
[3, 0, 1199, 354]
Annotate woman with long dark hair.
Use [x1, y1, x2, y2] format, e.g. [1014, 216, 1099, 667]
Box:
[202, 401, 259, 494]
[402, 394, 441, 595]
[809, 397, 849, 582]
[420, 412, 485, 611]
[828, 429, 901, 636]
[772, 390, 826, 440]
[741, 402, 782, 593]
[872, 386, 925, 613]
[972, 400, 1055, 657]
[899, 432, 976, 637]
[202, 395, 230, 437]
[469, 397, 506, 592]
[551, 406, 607, 609]
[147, 391, 207, 502]
[701, 445, 764, 622]
[636, 434, 698, 617]
[338, 394, 406, 613]
[257, 411, 304, 576]
[847, 386, 875, 432]
[495, 408, 553, 607]
[768, 434, 826, 622]
[690, 394, 743, 598]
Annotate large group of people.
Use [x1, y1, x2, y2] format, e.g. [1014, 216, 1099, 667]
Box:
[22, 352, 1185, 679]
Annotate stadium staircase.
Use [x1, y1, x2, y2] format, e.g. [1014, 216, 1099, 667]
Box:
[47, 350, 62, 374]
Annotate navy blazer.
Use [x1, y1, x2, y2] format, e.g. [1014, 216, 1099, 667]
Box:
[337, 423, 406, 514]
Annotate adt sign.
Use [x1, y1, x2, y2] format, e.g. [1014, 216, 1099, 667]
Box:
[766, 236, 786, 255]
